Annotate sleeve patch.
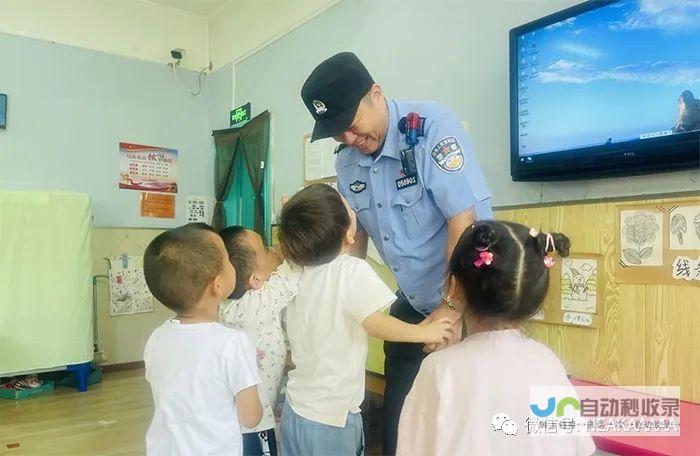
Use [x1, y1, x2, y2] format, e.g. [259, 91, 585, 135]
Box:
[430, 136, 465, 173]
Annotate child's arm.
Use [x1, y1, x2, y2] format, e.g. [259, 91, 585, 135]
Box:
[225, 332, 263, 429]
[343, 258, 452, 344]
[235, 385, 263, 429]
[265, 260, 302, 313]
[362, 311, 453, 344]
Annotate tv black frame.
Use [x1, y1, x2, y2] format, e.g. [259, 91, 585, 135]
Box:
[509, 0, 699, 181]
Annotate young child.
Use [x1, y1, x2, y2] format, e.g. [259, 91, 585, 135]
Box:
[277, 184, 453, 456]
[397, 221, 596, 455]
[142, 223, 263, 456]
[219, 226, 301, 456]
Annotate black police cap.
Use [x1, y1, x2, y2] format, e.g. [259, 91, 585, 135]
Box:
[301, 52, 374, 142]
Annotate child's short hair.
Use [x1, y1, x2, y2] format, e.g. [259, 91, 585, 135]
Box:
[278, 184, 350, 266]
[219, 226, 255, 299]
[449, 221, 571, 321]
[144, 223, 224, 313]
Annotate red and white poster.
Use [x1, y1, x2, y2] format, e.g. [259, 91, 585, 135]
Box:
[119, 142, 178, 193]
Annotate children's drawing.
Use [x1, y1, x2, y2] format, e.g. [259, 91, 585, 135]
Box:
[670, 213, 687, 245]
[620, 210, 663, 266]
[669, 206, 700, 250]
[561, 258, 598, 313]
[108, 255, 154, 316]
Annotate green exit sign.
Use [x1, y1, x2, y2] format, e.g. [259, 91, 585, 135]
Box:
[230, 102, 251, 126]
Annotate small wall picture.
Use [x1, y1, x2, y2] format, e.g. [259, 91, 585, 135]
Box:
[119, 142, 178, 194]
[186, 195, 214, 224]
[669, 205, 700, 251]
[108, 255, 154, 316]
[620, 209, 663, 266]
[561, 258, 598, 313]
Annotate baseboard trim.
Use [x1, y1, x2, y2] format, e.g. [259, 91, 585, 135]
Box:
[101, 361, 145, 373]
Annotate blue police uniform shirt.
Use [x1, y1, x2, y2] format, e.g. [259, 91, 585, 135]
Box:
[336, 99, 493, 315]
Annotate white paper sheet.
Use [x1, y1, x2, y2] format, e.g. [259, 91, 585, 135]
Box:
[186, 195, 215, 224]
[620, 210, 663, 267]
[304, 136, 338, 181]
[671, 256, 700, 282]
[563, 311, 593, 327]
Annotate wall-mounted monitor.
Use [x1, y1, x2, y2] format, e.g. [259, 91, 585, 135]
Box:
[510, 1, 700, 181]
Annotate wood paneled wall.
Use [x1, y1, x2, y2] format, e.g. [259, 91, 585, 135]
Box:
[498, 196, 699, 402]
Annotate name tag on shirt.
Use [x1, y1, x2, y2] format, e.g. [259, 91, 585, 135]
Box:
[396, 175, 418, 190]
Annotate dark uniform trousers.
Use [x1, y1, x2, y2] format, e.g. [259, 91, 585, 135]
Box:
[382, 291, 428, 455]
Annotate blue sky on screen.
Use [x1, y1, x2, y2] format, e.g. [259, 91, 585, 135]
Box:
[519, 0, 700, 155]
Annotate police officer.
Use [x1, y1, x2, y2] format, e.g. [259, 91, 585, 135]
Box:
[300, 52, 493, 455]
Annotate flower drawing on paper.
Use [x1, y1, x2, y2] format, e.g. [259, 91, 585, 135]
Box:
[622, 211, 660, 265]
[624, 211, 660, 246]
[670, 213, 687, 245]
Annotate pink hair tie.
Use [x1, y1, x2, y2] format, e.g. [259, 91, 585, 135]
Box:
[543, 233, 556, 269]
[474, 250, 494, 268]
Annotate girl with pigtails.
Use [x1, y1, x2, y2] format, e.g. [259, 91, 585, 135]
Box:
[397, 221, 596, 456]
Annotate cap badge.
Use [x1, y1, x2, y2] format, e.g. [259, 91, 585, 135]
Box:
[312, 100, 327, 115]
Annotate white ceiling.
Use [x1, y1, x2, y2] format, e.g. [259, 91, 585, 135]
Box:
[148, 0, 230, 16]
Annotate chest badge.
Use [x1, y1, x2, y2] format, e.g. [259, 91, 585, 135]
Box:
[349, 180, 367, 194]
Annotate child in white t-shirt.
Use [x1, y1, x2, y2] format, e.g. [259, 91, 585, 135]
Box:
[277, 184, 453, 456]
[219, 226, 301, 456]
[143, 223, 263, 456]
[397, 221, 596, 455]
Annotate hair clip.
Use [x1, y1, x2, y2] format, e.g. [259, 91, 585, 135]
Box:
[474, 250, 494, 268]
[529, 228, 540, 238]
[543, 233, 556, 269]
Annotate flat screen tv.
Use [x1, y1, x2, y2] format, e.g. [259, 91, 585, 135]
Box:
[510, 0, 700, 181]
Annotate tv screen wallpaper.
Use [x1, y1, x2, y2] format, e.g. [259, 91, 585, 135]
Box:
[516, 0, 700, 157]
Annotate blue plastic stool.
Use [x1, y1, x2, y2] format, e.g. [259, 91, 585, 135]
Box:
[66, 362, 91, 392]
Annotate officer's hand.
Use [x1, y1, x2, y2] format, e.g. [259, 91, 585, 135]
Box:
[423, 304, 462, 353]
[419, 317, 454, 345]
